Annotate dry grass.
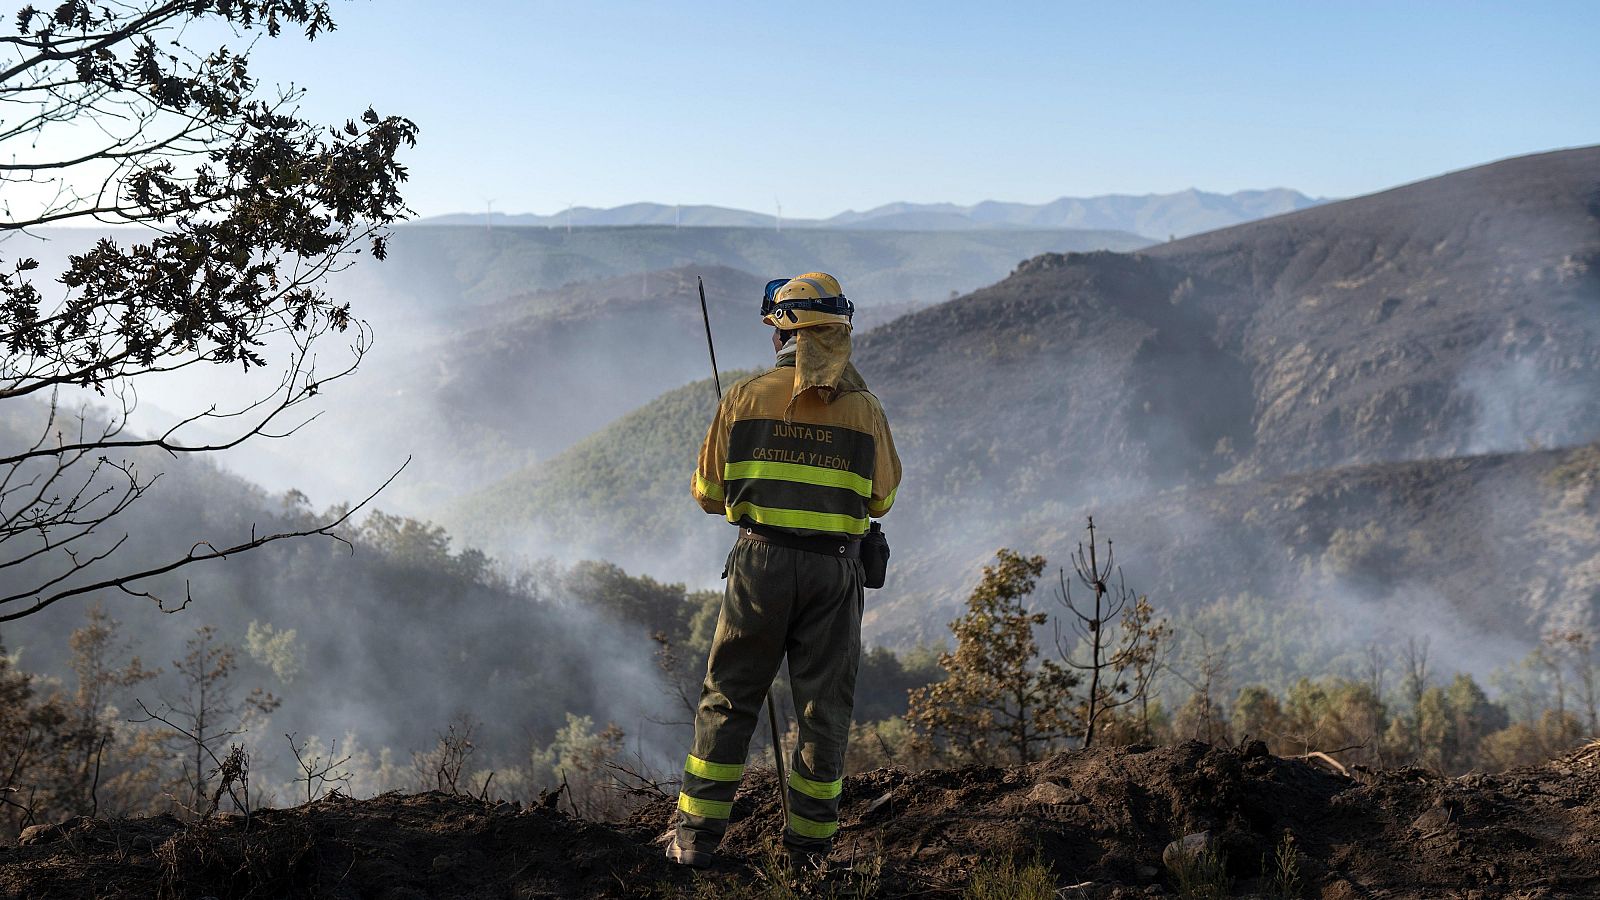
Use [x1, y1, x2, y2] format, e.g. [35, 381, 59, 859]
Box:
[962, 853, 1055, 900]
[1168, 844, 1230, 900]
[690, 838, 887, 900]
[155, 818, 318, 899]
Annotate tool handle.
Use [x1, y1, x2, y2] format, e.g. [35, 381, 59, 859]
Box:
[697, 276, 723, 399]
[700, 274, 785, 825]
[767, 694, 790, 825]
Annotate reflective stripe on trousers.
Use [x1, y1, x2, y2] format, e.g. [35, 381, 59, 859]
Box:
[674, 538, 864, 852]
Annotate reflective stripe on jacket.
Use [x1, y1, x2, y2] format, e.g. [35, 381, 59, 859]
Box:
[691, 358, 900, 538]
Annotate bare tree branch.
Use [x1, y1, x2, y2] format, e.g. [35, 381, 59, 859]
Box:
[0, 0, 415, 621]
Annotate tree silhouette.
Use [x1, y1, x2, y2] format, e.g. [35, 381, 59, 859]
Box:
[1053, 517, 1169, 747]
[0, 1, 416, 621]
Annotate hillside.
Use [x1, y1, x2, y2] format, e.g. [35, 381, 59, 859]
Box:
[197, 223, 1153, 512]
[447, 147, 1600, 660]
[6, 742, 1597, 898]
[449, 388, 1600, 658]
[1149, 146, 1600, 478]
[851, 147, 1600, 492]
[445, 373, 726, 572]
[418, 266, 772, 464]
[870, 440, 1600, 658]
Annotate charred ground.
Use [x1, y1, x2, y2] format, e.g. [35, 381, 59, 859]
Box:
[5, 742, 1597, 899]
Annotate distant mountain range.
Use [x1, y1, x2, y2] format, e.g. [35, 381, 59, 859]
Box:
[419, 189, 1327, 241]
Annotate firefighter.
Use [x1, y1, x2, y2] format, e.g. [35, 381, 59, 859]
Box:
[667, 272, 901, 869]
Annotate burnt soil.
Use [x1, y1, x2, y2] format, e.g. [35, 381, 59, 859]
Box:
[3, 741, 1598, 899]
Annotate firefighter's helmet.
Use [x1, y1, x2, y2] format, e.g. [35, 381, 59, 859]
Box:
[761, 272, 854, 330]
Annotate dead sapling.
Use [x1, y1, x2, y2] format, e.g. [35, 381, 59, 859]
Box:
[649, 631, 699, 727]
[413, 714, 477, 795]
[604, 754, 674, 800]
[1171, 630, 1235, 746]
[133, 626, 278, 818]
[0, 786, 39, 832]
[132, 700, 257, 820]
[286, 733, 352, 804]
[1054, 517, 1169, 748]
[207, 745, 252, 820]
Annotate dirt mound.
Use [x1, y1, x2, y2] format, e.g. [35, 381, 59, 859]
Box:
[5, 743, 1599, 898]
[626, 740, 1600, 898]
[0, 790, 665, 899]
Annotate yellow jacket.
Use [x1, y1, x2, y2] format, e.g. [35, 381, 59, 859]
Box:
[692, 357, 900, 538]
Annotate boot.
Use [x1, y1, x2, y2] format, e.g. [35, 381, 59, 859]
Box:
[665, 833, 716, 869]
[785, 843, 831, 875]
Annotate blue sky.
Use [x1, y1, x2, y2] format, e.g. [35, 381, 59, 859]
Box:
[247, 1, 1600, 219]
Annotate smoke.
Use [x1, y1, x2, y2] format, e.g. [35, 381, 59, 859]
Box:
[0, 529, 696, 798]
[1459, 355, 1597, 456]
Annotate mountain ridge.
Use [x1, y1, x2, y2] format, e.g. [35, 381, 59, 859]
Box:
[418, 188, 1325, 240]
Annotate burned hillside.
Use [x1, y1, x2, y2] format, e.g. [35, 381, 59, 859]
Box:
[445, 147, 1600, 663]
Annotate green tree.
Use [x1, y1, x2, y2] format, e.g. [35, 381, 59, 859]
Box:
[1232, 685, 1286, 746]
[1391, 637, 1432, 759]
[1541, 629, 1598, 734]
[0, 606, 169, 834]
[564, 559, 691, 639]
[908, 549, 1077, 765]
[357, 512, 496, 584]
[852, 645, 945, 723]
[1279, 678, 1387, 765]
[1415, 675, 1509, 774]
[59, 604, 160, 814]
[245, 620, 304, 684]
[1478, 709, 1587, 770]
[845, 716, 927, 773]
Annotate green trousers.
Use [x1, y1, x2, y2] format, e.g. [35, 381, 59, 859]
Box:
[675, 536, 865, 852]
